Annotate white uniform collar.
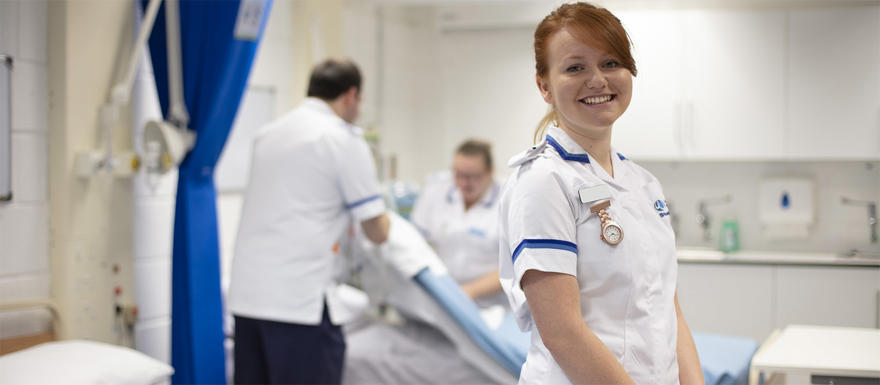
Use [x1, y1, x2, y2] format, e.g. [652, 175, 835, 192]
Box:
[546, 126, 634, 191]
[301, 97, 335, 115]
[301, 97, 363, 135]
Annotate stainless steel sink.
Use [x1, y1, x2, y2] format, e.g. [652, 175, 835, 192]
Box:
[838, 249, 880, 259]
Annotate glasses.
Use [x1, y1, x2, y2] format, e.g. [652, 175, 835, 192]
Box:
[454, 170, 489, 182]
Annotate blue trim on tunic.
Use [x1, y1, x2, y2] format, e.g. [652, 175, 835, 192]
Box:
[347, 194, 381, 209]
[511, 239, 578, 263]
[546, 135, 591, 163]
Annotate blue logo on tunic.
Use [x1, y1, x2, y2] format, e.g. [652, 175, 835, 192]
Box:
[654, 200, 670, 218]
[468, 228, 486, 237]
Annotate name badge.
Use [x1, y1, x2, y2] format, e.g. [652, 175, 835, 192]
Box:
[578, 184, 612, 204]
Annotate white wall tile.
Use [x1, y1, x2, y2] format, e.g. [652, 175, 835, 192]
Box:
[10, 60, 47, 132]
[0, 0, 50, 340]
[0, 1, 19, 58]
[0, 271, 51, 337]
[134, 257, 170, 320]
[11, 132, 47, 202]
[0, 203, 48, 275]
[0, 271, 50, 302]
[0, 308, 52, 338]
[18, 0, 47, 64]
[133, 199, 175, 259]
[134, 317, 171, 364]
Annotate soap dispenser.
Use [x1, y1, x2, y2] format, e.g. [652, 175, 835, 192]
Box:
[719, 210, 740, 253]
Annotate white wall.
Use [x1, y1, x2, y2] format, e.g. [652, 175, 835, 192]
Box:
[374, 6, 449, 182]
[354, 2, 880, 254]
[47, 0, 140, 343]
[0, 0, 51, 339]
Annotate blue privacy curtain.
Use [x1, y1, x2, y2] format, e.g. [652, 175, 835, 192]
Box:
[146, 0, 271, 383]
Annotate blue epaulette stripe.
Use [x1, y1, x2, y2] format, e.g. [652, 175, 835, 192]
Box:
[546, 135, 590, 163]
[617, 153, 626, 160]
[346, 194, 382, 209]
[511, 239, 578, 263]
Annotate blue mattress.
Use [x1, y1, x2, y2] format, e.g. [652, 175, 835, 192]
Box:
[414, 268, 528, 376]
[693, 332, 759, 385]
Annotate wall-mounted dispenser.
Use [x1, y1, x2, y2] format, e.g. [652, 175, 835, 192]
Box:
[758, 178, 815, 240]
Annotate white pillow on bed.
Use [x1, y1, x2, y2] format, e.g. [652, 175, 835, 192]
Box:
[0, 340, 174, 385]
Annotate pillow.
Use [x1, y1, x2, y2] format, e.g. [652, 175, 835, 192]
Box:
[0, 340, 174, 385]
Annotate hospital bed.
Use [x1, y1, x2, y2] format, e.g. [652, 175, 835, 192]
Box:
[342, 212, 528, 384]
[340, 212, 760, 385]
[0, 300, 173, 385]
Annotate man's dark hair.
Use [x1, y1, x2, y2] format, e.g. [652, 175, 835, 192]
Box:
[456, 139, 493, 172]
[307, 58, 362, 100]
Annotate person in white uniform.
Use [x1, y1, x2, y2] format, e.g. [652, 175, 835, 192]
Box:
[497, 3, 703, 384]
[228, 58, 390, 384]
[411, 139, 504, 305]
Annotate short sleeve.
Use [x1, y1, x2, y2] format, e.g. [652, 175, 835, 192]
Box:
[409, 172, 451, 242]
[334, 134, 386, 222]
[505, 167, 578, 291]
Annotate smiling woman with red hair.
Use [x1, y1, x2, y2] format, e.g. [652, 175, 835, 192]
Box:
[497, 3, 703, 384]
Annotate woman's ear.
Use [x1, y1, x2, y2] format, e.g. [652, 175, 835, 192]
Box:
[536, 75, 553, 104]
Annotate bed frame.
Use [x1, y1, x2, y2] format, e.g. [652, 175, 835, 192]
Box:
[0, 299, 59, 355]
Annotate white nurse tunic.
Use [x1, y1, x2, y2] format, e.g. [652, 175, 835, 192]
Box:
[498, 126, 680, 385]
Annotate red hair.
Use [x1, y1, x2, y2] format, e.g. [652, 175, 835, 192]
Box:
[533, 2, 636, 142]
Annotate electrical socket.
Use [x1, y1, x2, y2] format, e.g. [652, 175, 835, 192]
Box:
[117, 303, 138, 327]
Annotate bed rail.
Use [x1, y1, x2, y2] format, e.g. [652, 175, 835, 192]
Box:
[0, 299, 60, 355]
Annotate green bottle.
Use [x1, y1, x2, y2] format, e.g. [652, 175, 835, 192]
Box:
[719, 220, 740, 253]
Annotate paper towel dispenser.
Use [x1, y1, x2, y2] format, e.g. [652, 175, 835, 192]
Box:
[758, 178, 815, 239]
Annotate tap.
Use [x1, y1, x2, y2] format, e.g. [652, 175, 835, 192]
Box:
[696, 195, 732, 242]
[841, 197, 878, 244]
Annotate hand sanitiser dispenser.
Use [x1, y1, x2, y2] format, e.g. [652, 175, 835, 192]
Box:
[758, 178, 815, 240]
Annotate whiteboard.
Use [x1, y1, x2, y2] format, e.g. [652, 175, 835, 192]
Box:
[215, 86, 276, 192]
[0, 55, 10, 201]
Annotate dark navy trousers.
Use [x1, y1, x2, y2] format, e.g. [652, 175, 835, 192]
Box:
[233, 305, 345, 385]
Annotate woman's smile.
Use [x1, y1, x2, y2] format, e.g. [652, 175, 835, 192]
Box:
[579, 94, 616, 106]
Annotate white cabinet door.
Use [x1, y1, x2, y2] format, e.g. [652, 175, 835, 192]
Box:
[677, 263, 775, 342]
[612, 10, 685, 159]
[775, 266, 880, 329]
[787, 6, 880, 160]
[683, 10, 787, 159]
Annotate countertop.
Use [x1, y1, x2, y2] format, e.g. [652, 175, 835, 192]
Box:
[750, 325, 880, 381]
[677, 248, 880, 267]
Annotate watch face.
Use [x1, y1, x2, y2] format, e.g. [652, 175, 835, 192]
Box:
[603, 223, 623, 245]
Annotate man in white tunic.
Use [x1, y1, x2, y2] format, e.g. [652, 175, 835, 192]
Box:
[228, 58, 389, 384]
